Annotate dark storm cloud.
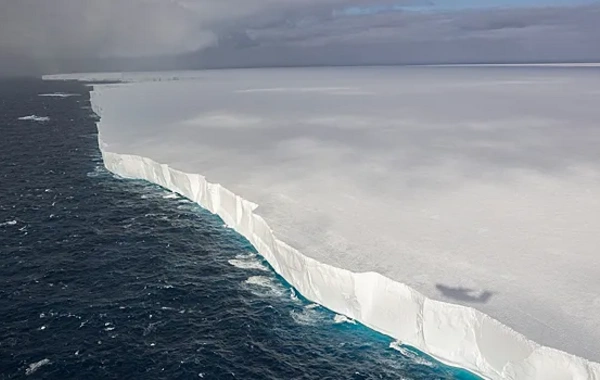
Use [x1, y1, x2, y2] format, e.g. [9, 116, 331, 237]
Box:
[0, 0, 599, 74]
[199, 3, 600, 67]
[238, 4, 600, 49]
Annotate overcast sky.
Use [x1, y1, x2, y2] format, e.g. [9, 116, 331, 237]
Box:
[1, 0, 599, 74]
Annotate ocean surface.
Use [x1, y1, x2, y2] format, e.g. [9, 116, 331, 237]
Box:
[0, 78, 480, 380]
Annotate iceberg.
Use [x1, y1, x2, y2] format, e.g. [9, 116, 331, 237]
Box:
[48, 67, 600, 379]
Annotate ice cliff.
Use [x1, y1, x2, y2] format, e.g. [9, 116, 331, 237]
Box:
[67, 67, 600, 379]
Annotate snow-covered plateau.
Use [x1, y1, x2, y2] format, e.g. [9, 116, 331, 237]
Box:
[46, 67, 600, 379]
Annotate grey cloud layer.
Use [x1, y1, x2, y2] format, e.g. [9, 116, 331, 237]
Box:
[0, 0, 407, 57]
[194, 3, 600, 69]
[0, 0, 217, 57]
[1, 0, 599, 74]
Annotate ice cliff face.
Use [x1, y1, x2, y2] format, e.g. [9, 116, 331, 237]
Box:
[73, 67, 600, 380]
[97, 137, 600, 380]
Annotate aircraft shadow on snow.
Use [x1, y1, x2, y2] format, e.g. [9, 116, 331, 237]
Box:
[435, 284, 494, 304]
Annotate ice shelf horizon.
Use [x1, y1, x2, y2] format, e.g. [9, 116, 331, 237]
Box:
[46, 66, 600, 379]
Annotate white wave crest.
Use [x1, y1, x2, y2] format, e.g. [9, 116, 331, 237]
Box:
[290, 307, 326, 326]
[18, 115, 50, 122]
[389, 341, 435, 368]
[0, 220, 17, 227]
[86, 166, 105, 178]
[245, 275, 274, 287]
[39, 93, 80, 98]
[26, 359, 50, 375]
[290, 289, 300, 303]
[244, 276, 286, 297]
[228, 258, 268, 271]
[333, 314, 356, 325]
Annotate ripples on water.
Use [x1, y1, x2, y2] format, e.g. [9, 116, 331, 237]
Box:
[0, 79, 480, 379]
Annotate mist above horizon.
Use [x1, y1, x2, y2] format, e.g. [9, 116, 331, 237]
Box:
[1, 0, 600, 75]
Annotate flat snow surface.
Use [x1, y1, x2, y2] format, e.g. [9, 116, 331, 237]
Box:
[89, 67, 600, 362]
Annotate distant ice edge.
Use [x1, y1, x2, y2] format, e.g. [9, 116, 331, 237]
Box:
[92, 116, 599, 380]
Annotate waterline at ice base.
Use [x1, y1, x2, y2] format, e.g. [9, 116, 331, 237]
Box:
[46, 65, 600, 379]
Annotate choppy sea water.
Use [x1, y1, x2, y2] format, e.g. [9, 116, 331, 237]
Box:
[0, 79, 480, 380]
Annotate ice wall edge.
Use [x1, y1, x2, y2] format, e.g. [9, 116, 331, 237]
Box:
[91, 102, 600, 380]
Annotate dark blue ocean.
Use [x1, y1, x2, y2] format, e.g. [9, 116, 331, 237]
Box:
[0, 79, 480, 380]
